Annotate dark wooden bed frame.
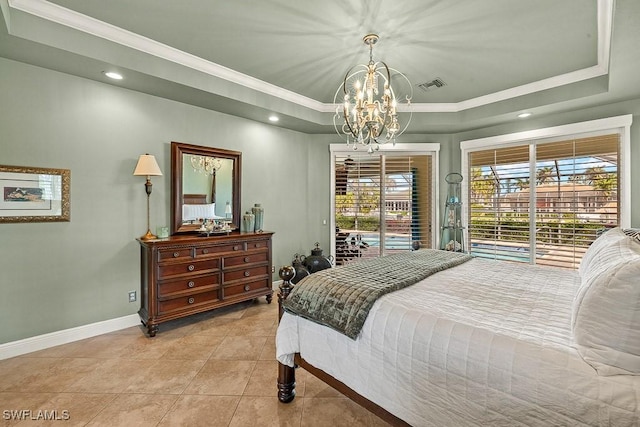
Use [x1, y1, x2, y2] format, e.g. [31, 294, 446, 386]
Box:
[276, 266, 411, 427]
[183, 193, 208, 204]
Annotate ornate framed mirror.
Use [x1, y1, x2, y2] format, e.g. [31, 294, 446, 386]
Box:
[171, 141, 241, 234]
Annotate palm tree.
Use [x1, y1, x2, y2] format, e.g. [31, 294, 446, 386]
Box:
[470, 168, 497, 204]
[515, 178, 529, 191]
[582, 166, 606, 185]
[503, 178, 513, 194]
[579, 166, 617, 203]
[536, 166, 555, 185]
[592, 172, 617, 199]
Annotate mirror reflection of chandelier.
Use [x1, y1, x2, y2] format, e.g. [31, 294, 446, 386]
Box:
[190, 155, 222, 175]
[333, 34, 413, 153]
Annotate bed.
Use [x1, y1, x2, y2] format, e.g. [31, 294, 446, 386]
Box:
[275, 228, 640, 426]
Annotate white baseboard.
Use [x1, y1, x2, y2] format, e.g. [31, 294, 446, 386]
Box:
[1, 281, 284, 360]
[0, 314, 140, 360]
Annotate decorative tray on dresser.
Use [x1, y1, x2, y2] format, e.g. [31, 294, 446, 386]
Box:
[137, 231, 273, 336]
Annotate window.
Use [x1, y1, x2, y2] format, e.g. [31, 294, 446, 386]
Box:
[331, 144, 439, 265]
[461, 115, 632, 269]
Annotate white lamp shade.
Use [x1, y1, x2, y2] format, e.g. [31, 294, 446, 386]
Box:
[133, 154, 162, 176]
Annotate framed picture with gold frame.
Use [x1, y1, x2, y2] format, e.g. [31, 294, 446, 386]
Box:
[0, 165, 70, 223]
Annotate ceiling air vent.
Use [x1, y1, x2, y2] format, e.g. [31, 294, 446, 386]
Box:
[417, 78, 446, 92]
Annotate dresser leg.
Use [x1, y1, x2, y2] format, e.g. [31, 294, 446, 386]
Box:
[266, 292, 273, 304]
[148, 324, 158, 337]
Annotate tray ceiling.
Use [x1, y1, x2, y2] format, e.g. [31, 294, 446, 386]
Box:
[1, 0, 637, 134]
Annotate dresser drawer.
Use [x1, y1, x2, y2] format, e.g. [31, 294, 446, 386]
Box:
[157, 290, 220, 315]
[158, 247, 194, 263]
[196, 242, 245, 257]
[158, 258, 221, 279]
[223, 251, 269, 268]
[247, 239, 269, 250]
[223, 265, 269, 282]
[223, 279, 270, 299]
[158, 274, 221, 298]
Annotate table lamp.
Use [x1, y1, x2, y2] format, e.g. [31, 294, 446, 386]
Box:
[133, 153, 162, 240]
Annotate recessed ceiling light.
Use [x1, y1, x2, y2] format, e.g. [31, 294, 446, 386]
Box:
[103, 71, 123, 80]
[268, 115, 279, 122]
[517, 112, 532, 119]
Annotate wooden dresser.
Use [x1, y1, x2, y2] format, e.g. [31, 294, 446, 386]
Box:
[137, 231, 273, 336]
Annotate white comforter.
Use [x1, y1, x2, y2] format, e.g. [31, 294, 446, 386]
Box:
[276, 258, 640, 426]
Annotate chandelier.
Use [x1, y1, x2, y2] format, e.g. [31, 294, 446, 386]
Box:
[333, 34, 412, 153]
[190, 155, 222, 175]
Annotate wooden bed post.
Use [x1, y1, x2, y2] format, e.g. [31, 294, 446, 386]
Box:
[277, 266, 296, 403]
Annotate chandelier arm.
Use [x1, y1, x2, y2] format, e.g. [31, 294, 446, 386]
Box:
[333, 87, 348, 141]
[341, 70, 350, 95]
[341, 65, 365, 95]
[388, 67, 414, 136]
[379, 61, 392, 85]
[343, 67, 360, 139]
[342, 105, 358, 138]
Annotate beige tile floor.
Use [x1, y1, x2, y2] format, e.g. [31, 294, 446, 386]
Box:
[0, 298, 391, 426]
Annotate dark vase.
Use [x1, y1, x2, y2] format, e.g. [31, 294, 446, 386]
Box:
[290, 254, 310, 284]
[302, 242, 334, 274]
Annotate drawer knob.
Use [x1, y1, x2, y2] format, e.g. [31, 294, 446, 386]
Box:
[244, 271, 250, 277]
[187, 281, 195, 288]
[244, 256, 250, 263]
[244, 284, 251, 292]
[188, 265, 195, 271]
[233, 245, 240, 251]
[203, 249, 209, 254]
[173, 252, 179, 258]
[188, 297, 195, 304]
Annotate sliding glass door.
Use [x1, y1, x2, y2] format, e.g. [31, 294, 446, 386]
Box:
[467, 132, 621, 269]
[332, 145, 438, 266]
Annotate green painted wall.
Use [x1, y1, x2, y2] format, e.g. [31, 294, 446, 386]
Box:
[1, 55, 639, 345]
[0, 57, 316, 344]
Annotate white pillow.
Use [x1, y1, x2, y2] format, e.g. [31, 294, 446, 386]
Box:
[182, 203, 216, 221]
[573, 228, 628, 326]
[578, 227, 627, 278]
[572, 235, 640, 375]
[573, 228, 628, 329]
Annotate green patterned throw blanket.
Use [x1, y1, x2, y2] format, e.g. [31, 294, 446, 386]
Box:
[283, 249, 472, 339]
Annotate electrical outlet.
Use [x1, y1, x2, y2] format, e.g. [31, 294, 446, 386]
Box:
[128, 291, 137, 303]
[271, 266, 275, 273]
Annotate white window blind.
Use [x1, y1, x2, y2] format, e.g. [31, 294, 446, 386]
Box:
[334, 152, 433, 265]
[469, 145, 531, 263]
[467, 133, 620, 269]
